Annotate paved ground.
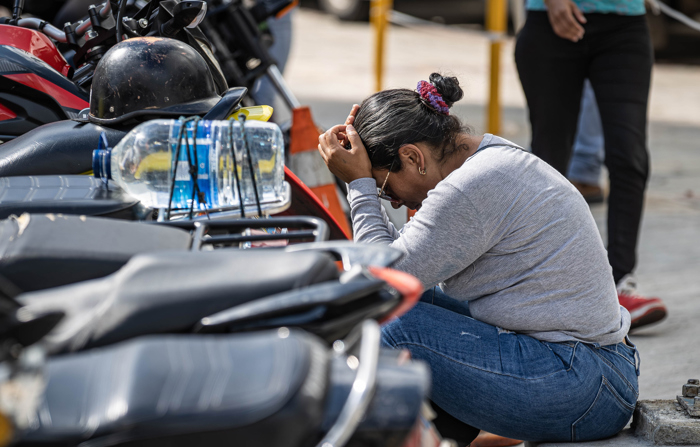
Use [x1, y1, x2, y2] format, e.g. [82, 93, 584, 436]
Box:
[284, 8, 700, 404]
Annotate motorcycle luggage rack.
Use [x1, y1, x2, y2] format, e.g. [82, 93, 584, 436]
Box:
[157, 216, 329, 250]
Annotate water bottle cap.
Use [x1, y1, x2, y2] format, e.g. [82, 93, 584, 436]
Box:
[92, 149, 112, 180]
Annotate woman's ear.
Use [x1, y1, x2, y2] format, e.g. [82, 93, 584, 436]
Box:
[398, 144, 425, 170]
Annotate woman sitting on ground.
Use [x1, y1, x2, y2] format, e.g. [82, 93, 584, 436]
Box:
[317, 73, 639, 443]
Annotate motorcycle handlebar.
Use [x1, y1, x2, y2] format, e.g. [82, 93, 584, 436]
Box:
[15, 18, 68, 42]
[100, 0, 112, 18]
[11, 1, 112, 43]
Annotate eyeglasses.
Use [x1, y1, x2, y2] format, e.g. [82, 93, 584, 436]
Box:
[377, 159, 397, 202]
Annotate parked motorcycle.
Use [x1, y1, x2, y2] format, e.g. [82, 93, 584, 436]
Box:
[0, 0, 299, 141]
[0, 210, 438, 447]
[0, 0, 349, 237]
[0, 210, 415, 344]
[4, 320, 441, 447]
[0, 3, 445, 446]
[0, 297, 441, 447]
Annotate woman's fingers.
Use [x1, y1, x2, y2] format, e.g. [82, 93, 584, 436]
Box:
[338, 131, 347, 145]
[318, 125, 347, 157]
[572, 4, 587, 24]
[317, 144, 328, 162]
[344, 104, 360, 126]
[316, 123, 372, 184]
[546, 0, 585, 41]
[345, 124, 366, 152]
[342, 105, 359, 146]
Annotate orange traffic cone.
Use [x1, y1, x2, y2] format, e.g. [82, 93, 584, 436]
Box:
[289, 106, 352, 236]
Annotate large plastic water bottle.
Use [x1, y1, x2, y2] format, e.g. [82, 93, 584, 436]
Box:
[92, 119, 289, 216]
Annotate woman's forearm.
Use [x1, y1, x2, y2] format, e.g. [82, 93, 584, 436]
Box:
[347, 178, 400, 243]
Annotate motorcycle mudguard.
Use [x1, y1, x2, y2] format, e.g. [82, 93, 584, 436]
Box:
[18, 250, 340, 353]
[0, 120, 128, 176]
[23, 332, 329, 447]
[0, 214, 191, 293]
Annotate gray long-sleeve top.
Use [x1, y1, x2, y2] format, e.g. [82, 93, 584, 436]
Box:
[347, 134, 630, 345]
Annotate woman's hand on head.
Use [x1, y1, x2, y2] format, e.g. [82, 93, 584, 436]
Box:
[317, 123, 373, 184]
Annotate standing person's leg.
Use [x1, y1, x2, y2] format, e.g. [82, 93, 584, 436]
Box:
[515, 11, 588, 174]
[587, 14, 666, 329]
[587, 15, 651, 283]
[568, 79, 605, 203]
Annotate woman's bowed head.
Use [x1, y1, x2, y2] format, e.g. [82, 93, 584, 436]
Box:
[317, 73, 485, 211]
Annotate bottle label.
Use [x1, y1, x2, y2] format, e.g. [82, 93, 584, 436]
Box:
[171, 122, 215, 210]
[175, 161, 191, 181]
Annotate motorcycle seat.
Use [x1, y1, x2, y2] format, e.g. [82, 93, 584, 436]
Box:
[0, 175, 144, 220]
[0, 214, 191, 293]
[19, 250, 340, 353]
[0, 119, 129, 177]
[23, 331, 329, 447]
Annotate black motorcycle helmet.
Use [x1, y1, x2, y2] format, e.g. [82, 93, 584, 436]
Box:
[88, 37, 222, 125]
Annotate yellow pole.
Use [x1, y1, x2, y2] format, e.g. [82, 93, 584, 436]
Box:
[371, 0, 393, 92]
[486, 0, 507, 134]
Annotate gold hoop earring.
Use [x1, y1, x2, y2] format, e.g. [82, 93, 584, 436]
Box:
[418, 167, 426, 175]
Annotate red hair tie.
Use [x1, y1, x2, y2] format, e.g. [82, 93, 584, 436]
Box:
[416, 80, 449, 115]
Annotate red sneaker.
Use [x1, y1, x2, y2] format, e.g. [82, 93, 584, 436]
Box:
[617, 275, 667, 330]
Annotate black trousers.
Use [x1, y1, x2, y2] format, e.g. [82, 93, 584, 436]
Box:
[515, 12, 653, 283]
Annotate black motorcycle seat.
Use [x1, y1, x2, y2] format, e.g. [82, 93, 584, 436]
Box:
[19, 250, 340, 353]
[0, 175, 143, 220]
[23, 331, 329, 447]
[0, 214, 191, 293]
[0, 119, 129, 177]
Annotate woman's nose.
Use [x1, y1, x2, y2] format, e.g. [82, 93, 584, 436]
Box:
[391, 201, 403, 209]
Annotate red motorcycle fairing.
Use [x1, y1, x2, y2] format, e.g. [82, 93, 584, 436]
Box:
[282, 168, 351, 241]
[0, 102, 16, 120]
[3, 73, 88, 110]
[0, 44, 89, 127]
[0, 25, 72, 77]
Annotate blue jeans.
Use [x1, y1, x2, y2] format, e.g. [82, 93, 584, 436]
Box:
[568, 80, 605, 186]
[381, 289, 640, 442]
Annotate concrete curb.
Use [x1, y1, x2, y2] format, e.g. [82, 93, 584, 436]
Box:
[633, 400, 700, 445]
[526, 400, 700, 447]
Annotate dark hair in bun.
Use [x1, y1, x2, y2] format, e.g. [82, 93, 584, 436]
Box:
[429, 73, 463, 108]
[353, 72, 470, 172]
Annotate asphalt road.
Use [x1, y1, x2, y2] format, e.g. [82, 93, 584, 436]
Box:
[284, 8, 700, 401]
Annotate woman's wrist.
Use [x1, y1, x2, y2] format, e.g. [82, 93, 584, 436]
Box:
[348, 177, 377, 190]
[347, 177, 380, 201]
